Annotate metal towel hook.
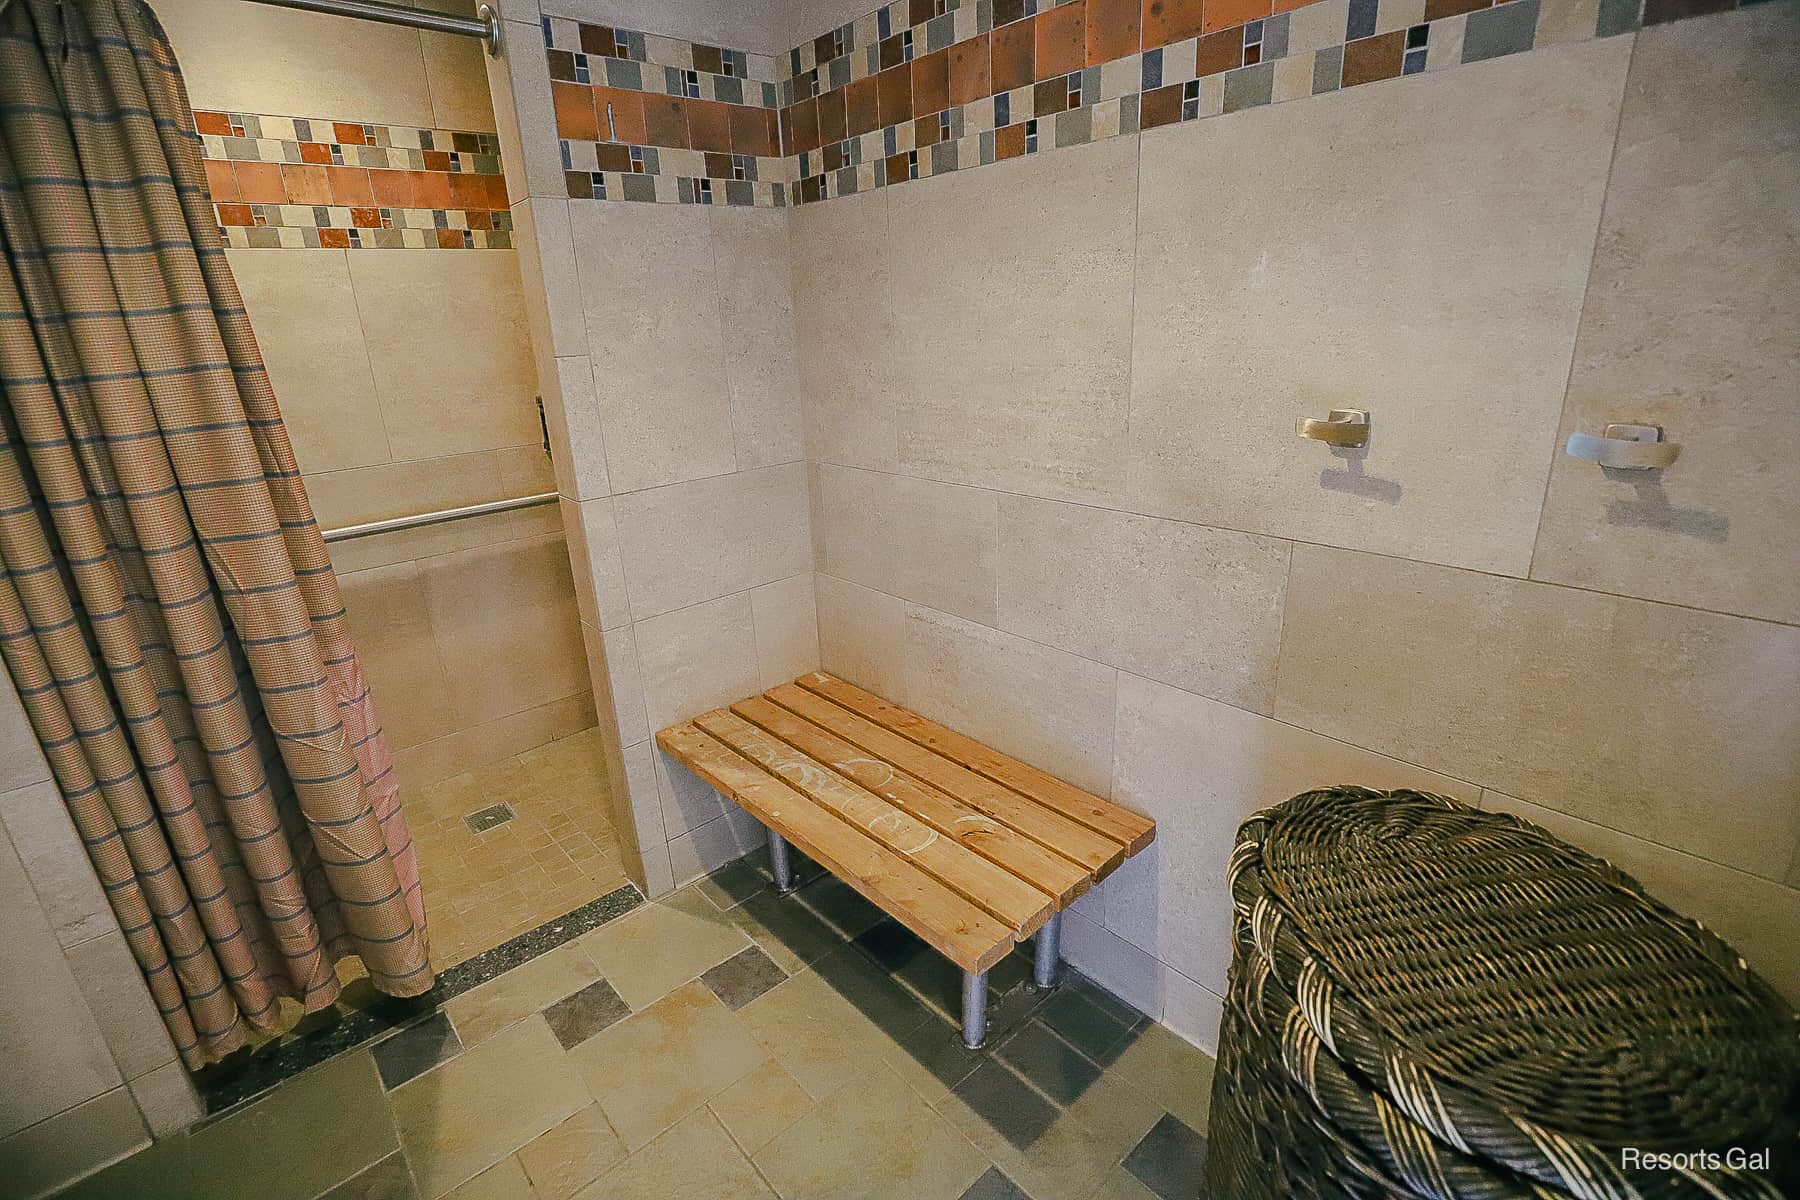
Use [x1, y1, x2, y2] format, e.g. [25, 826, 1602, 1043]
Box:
[1564, 423, 1680, 470]
[1297, 409, 1370, 448]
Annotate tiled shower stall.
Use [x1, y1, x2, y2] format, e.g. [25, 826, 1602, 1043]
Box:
[1, 0, 1795, 1192]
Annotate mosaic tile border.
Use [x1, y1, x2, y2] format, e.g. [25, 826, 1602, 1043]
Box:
[197, 110, 512, 249]
[539, 0, 1760, 207]
[192, 883, 643, 1116]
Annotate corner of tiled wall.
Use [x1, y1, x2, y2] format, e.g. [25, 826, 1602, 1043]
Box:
[486, 0, 822, 898]
[0, 678, 201, 1199]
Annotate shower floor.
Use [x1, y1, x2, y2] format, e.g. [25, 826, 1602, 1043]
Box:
[409, 726, 629, 968]
[66, 851, 1214, 1200]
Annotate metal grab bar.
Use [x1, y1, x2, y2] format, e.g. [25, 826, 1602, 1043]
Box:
[321, 492, 558, 544]
[240, 0, 503, 55]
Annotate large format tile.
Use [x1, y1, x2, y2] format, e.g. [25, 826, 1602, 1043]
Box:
[0, 1088, 146, 1200]
[1483, 791, 1800, 1005]
[614, 464, 812, 621]
[754, 1062, 990, 1200]
[737, 966, 908, 1101]
[390, 1016, 590, 1198]
[577, 897, 753, 1009]
[1129, 37, 1632, 577]
[1274, 544, 1800, 881]
[568, 981, 768, 1151]
[707, 1059, 815, 1153]
[1531, 2, 1800, 624]
[1108, 672, 1477, 993]
[792, 188, 897, 471]
[517, 1104, 627, 1200]
[814, 572, 908, 702]
[570, 201, 737, 492]
[901, 604, 1118, 798]
[711, 207, 806, 470]
[339, 561, 459, 750]
[63, 1052, 394, 1200]
[346, 251, 541, 462]
[416, 534, 591, 728]
[420, 0, 497, 133]
[225, 249, 389, 476]
[64, 931, 176, 1082]
[887, 135, 1137, 506]
[577, 1108, 773, 1200]
[998, 497, 1292, 714]
[0, 832, 119, 1140]
[155, 0, 434, 123]
[750, 574, 822, 687]
[0, 777, 115, 948]
[814, 465, 999, 625]
[632, 591, 763, 733]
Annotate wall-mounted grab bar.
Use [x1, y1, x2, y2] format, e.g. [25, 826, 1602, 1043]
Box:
[1564, 424, 1679, 470]
[1297, 409, 1370, 448]
[321, 492, 559, 543]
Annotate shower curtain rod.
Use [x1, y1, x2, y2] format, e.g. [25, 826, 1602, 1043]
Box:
[237, 0, 502, 55]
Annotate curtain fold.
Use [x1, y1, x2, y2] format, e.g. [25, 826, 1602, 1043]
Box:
[0, 0, 431, 1069]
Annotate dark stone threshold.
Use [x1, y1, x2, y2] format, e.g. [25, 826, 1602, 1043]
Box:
[192, 882, 644, 1118]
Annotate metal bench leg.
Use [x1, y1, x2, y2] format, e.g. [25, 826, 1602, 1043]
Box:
[768, 829, 795, 894]
[1033, 912, 1062, 989]
[961, 970, 988, 1050]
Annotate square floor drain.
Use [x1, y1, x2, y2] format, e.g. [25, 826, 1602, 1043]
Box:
[463, 803, 515, 834]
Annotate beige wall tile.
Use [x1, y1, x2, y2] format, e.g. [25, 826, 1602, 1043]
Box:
[0, 830, 121, 1140]
[668, 806, 768, 885]
[0, 678, 50, 792]
[1531, 2, 1800, 624]
[750, 574, 821, 688]
[813, 573, 908, 702]
[339, 561, 460, 750]
[711, 209, 806, 471]
[792, 189, 897, 472]
[598, 622, 650, 746]
[1060, 907, 1164, 1021]
[1287, 0, 1350, 52]
[487, 18, 568, 202]
[814, 464, 998, 625]
[1129, 37, 1631, 577]
[1110, 672, 1478, 995]
[127, 1061, 204, 1140]
[570, 201, 738, 493]
[421, 0, 499, 132]
[390, 1017, 588, 1199]
[514, 200, 590, 363]
[1160, 966, 1225, 1058]
[544, 354, 615, 502]
[632, 593, 762, 733]
[901, 603, 1117, 797]
[887, 129, 1136, 507]
[1484, 791, 1800, 1006]
[0, 779, 116, 948]
[561, 497, 632, 630]
[1274, 544, 1800, 881]
[615, 464, 812, 621]
[392, 692, 596, 788]
[0, 1087, 146, 1200]
[346, 251, 540, 462]
[64, 932, 176, 1082]
[304, 445, 554, 530]
[620, 740, 676, 895]
[418, 534, 591, 728]
[227, 250, 390, 477]
[156, 0, 434, 123]
[998, 497, 1293, 714]
[1533, 0, 1602, 43]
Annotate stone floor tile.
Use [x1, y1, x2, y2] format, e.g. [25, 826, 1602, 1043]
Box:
[995, 1020, 1103, 1106]
[738, 967, 911, 1101]
[1036, 987, 1140, 1067]
[319, 1150, 420, 1200]
[1120, 1114, 1207, 1200]
[1102, 1024, 1215, 1134]
[390, 1016, 588, 1199]
[567, 980, 767, 1151]
[516, 1104, 626, 1200]
[961, 1165, 1034, 1199]
[754, 1063, 989, 1200]
[576, 1109, 773, 1200]
[1086, 1165, 1161, 1199]
[543, 979, 631, 1049]
[441, 1155, 537, 1200]
[443, 942, 604, 1047]
[374, 1014, 463, 1090]
[707, 1059, 815, 1154]
[700, 944, 790, 1011]
[577, 898, 751, 1010]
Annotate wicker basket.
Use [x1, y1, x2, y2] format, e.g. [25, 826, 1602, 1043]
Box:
[1204, 787, 1799, 1200]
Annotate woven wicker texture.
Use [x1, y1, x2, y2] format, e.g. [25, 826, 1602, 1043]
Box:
[1206, 787, 1798, 1200]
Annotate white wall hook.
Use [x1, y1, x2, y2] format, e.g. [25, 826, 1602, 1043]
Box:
[1297, 409, 1370, 448]
[1565, 423, 1680, 470]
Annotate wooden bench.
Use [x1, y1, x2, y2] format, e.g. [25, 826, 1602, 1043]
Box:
[655, 671, 1156, 1048]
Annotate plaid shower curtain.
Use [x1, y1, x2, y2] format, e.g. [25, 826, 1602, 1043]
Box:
[0, 0, 431, 1069]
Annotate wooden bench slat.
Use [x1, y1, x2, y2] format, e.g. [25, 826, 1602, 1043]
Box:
[731, 695, 1092, 909]
[726, 700, 1089, 900]
[797, 672, 1156, 854]
[693, 709, 1055, 938]
[656, 723, 1015, 973]
[764, 683, 1127, 878]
